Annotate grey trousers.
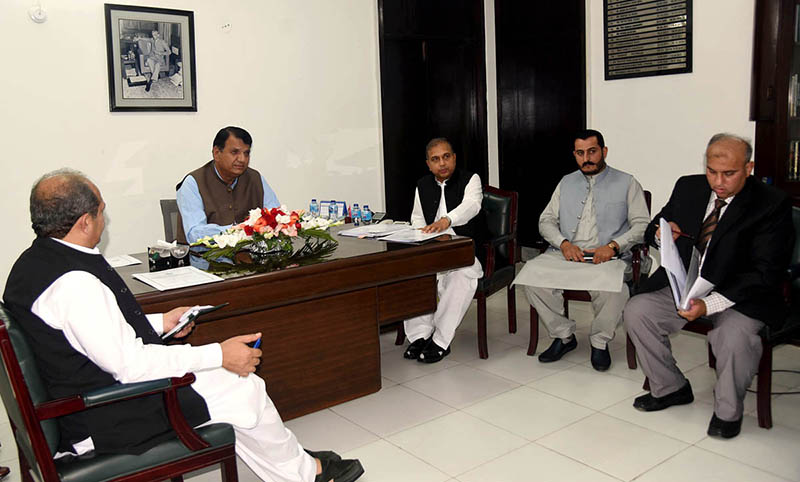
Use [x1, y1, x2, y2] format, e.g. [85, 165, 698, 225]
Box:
[624, 286, 764, 421]
[524, 285, 629, 349]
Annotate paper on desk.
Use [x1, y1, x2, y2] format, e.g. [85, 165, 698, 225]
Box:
[338, 224, 409, 238]
[104, 254, 141, 268]
[659, 218, 714, 310]
[132, 266, 223, 292]
[512, 249, 625, 292]
[380, 228, 448, 244]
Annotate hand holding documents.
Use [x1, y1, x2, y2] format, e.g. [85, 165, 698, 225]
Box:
[659, 218, 715, 310]
[380, 227, 448, 244]
[162, 303, 229, 340]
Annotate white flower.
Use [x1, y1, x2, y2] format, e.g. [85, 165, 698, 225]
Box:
[212, 229, 248, 248]
[276, 214, 291, 224]
[243, 208, 263, 226]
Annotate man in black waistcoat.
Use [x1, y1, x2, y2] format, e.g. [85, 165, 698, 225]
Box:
[402, 138, 485, 363]
[624, 134, 794, 439]
[3, 170, 363, 482]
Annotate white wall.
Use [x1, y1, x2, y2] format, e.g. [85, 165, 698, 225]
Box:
[587, 0, 757, 213]
[0, 0, 384, 292]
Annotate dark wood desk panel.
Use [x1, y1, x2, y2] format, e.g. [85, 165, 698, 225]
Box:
[123, 232, 474, 420]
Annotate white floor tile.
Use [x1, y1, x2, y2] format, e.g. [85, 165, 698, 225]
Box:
[463, 386, 593, 440]
[465, 344, 575, 384]
[458, 443, 619, 482]
[697, 415, 800, 481]
[402, 364, 519, 409]
[635, 446, 791, 482]
[379, 330, 404, 354]
[538, 413, 688, 481]
[528, 364, 646, 410]
[284, 409, 379, 454]
[380, 349, 460, 384]
[603, 395, 714, 444]
[387, 411, 527, 477]
[331, 385, 454, 437]
[445, 330, 515, 363]
[771, 391, 800, 431]
[342, 439, 449, 482]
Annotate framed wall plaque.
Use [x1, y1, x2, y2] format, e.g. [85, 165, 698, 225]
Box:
[104, 3, 197, 111]
[604, 0, 692, 80]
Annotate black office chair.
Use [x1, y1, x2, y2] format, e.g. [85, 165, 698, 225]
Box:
[160, 199, 179, 243]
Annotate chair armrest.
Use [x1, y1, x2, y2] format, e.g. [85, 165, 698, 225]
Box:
[35, 374, 195, 420]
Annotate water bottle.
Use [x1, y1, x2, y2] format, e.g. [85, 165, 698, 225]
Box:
[329, 200, 338, 220]
[362, 204, 372, 224]
[352, 203, 361, 226]
[309, 198, 319, 217]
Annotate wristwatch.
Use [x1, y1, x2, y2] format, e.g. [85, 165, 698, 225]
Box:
[608, 241, 620, 256]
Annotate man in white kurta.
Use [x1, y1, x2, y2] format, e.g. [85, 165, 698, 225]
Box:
[403, 138, 483, 363]
[516, 130, 649, 371]
[8, 170, 363, 482]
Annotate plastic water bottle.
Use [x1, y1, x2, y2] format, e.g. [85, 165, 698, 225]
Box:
[309, 199, 319, 217]
[362, 205, 372, 224]
[329, 200, 338, 220]
[352, 203, 361, 226]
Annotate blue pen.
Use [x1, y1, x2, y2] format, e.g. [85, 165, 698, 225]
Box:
[252, 338, 261, 349]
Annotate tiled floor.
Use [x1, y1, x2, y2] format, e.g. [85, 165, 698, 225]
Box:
[2, 290, 800, 481]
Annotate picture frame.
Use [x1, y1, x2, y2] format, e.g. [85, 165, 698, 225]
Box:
[104, 3, 197, 111]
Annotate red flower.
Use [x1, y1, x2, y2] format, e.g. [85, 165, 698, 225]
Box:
[295, 221, 302, 230]
[243, 225, 254, 236]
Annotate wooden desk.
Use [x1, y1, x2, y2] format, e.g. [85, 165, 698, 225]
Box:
[118, 229, 474, 420]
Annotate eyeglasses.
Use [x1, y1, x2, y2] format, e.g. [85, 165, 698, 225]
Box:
[574, 147, 601, 158]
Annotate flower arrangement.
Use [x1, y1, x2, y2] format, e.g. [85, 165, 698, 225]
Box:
[192, 206, 340, 272]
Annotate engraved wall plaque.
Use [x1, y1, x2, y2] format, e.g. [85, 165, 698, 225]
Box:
[604, 0, 692, 80]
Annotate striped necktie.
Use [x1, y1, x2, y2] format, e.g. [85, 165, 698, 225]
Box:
[696, 198, 727, 254]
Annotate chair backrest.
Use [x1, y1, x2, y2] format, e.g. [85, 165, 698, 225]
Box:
[160, 199, 179, 243]
[0, 303, 60, 481]
[644, 190, 652, 214]
[482, 186, 519, 265]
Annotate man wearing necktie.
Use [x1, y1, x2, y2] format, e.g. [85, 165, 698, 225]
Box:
[624, 133, 794, 439]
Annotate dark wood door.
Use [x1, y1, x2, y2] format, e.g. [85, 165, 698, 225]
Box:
[495, 1, 587, 246]
[378, 0, 488, 220]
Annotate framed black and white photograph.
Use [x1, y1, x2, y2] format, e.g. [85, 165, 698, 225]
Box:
[104, 3, 197, 111]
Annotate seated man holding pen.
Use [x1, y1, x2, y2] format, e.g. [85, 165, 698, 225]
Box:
[401, 137, 485, 363]
[624, 133, 793, 439]
[3, 169, 363, 482]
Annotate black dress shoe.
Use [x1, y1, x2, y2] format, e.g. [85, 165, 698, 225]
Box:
[633, 381, 694, 411]
[418, 340, 450, 363]
[590, 346, 611, 371]
[707, 413, 742, 439]
[145, 78, 152, 92]
[538, 336, 577, 363]
[403, 337, 430, 359]
[315, 458, 364, 482]
[306, 448, 341, 462]
[0, 466, 9, 479]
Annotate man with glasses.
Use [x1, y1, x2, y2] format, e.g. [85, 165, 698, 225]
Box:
[401, 137, 484, 363]
[516, 129, 649, 370]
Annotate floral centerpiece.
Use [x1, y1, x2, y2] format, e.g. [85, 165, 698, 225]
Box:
[191, 206, 340, 273]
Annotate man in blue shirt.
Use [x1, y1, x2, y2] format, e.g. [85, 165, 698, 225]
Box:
[176, 126, 280, 244]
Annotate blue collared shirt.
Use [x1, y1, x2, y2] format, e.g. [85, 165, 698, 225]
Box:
[176, 165, 280, 244]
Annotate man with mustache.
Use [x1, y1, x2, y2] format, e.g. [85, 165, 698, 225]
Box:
[624, 133, 793, 438]
[176, 126, 280, 244]
[517, 129, 649, 370]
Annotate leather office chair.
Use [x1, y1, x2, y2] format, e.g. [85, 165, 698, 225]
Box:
[161, 199, 179, 243]
[527, 191, 652, 356]
[0, 303, 238, 482]
[628, 206, 800, 429]
[394, 186, 519, 359]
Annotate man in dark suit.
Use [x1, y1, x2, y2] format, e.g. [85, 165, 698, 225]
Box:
[624, 133, 794, 439]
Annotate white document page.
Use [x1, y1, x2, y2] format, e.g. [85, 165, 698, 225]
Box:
[105, 254, 141, 268]
[338, 224, 410, 238]
[659, 218, 715, 310]
[132, 266, 223, 292]
[381, 228, 447, 244]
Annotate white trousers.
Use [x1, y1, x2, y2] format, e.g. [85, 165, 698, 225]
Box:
[524, 285, 629, 349]
[404, 258, 482, 348]
[193, 367, 316, 482]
